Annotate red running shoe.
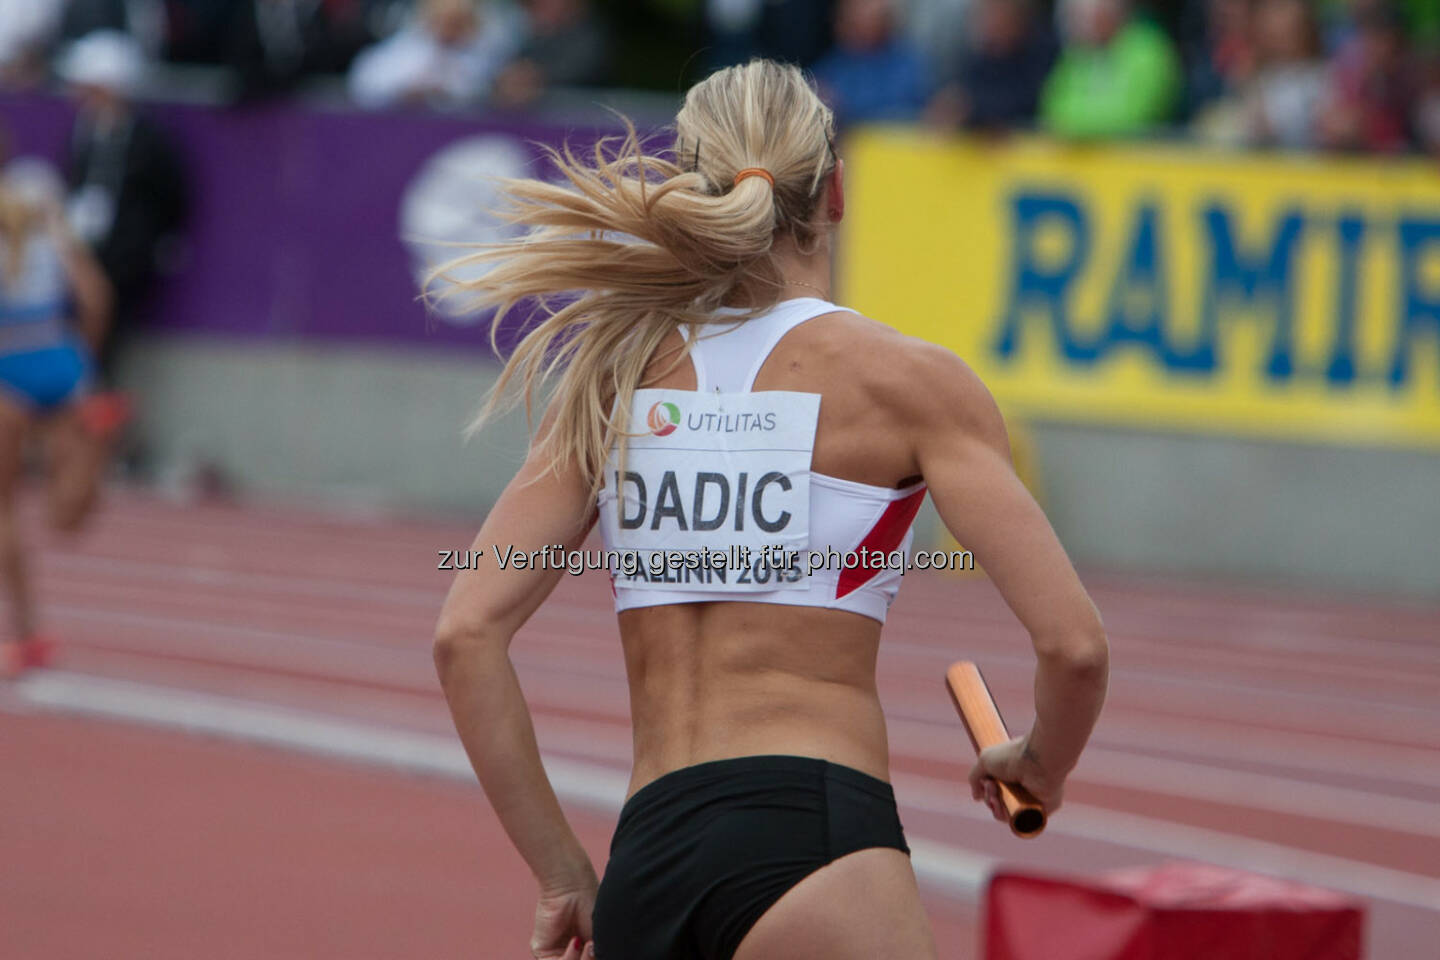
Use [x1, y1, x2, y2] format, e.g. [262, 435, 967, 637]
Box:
[20, 635, 58, 670]
[78, 392, 133, 441]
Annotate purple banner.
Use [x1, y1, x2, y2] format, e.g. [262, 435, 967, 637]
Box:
[0, 94, 639, 353]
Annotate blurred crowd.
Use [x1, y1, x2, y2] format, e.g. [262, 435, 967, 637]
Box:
[0, 0, 614, 109]
[1, 0, 1438, 154]
[817, 0, 1440, 155]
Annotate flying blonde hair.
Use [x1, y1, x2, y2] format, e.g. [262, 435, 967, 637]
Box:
[436, 59, 838, 501]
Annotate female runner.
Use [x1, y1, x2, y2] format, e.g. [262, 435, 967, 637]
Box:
[0, 164, 114, 677]
[434, 60, 1109, 960]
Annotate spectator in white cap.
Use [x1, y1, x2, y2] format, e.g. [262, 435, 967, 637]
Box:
[56, 30, 187, 387]
[55, 27, 147, 100]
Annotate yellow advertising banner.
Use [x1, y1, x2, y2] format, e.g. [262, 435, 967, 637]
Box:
[840, 129, 1440, 447]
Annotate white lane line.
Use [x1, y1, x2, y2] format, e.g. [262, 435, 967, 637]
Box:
[12, 670, 996, 899]
[906, 840, 993, 899]
[14, 672, 1439, 912]
[17, 670, 474, 778]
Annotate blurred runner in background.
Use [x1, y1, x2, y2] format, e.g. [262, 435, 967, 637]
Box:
[0, 151, 116, 678]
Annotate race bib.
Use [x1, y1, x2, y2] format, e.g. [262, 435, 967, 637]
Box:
[598, 388, 820, 591]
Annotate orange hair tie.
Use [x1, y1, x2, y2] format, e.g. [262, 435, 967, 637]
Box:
[733, 167, 775, 188]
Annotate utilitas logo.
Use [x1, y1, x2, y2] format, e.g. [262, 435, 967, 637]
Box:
[647, 401, 681, 436]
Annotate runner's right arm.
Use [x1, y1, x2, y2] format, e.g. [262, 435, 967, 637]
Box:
[895, 340, 1109, 817]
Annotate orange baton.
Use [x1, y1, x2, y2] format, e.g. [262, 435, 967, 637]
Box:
[945, 661, 1046, 838]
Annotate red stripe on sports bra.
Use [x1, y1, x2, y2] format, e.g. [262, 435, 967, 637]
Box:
[834, 487, 928, 599]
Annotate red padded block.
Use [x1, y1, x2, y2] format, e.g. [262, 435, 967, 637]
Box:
[983, 861, 1365, 960]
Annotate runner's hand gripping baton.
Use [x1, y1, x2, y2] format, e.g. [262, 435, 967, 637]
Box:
[945, 661, 1046, 838]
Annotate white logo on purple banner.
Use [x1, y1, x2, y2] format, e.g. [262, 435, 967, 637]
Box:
[400, 135, 531, 325]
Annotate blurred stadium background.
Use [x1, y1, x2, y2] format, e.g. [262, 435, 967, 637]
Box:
[1, 0, 1438, 957]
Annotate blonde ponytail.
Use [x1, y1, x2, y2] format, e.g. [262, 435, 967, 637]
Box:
[435, 60, 838, 501]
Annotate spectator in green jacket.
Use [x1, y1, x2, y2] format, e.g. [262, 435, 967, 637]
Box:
[1040, 0, 1182, 138]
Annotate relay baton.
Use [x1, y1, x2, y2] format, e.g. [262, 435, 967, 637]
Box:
[945, 660, 1046, 838]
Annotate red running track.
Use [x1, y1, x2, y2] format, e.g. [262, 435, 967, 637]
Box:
[1, 490, 1437, 958]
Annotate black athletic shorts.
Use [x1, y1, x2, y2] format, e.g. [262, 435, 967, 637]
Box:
[591, 754, 910, 960]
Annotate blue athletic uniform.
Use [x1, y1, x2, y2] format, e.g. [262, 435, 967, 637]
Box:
[0, 232, 91, 413]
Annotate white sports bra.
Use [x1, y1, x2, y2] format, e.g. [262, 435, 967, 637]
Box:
[595, 297, 927, 624]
